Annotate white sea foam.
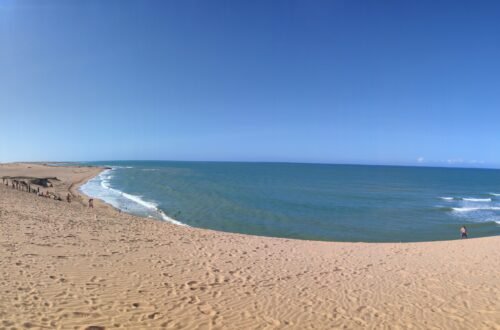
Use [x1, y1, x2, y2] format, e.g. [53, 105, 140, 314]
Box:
[452, 207, 477, 212]
[462, 198, 492, 202]
[121, 192, 158, 211]
[100, 179, 110, 189]
[158, 210, 186, 226]
[490, 193, 500, 196]
[118, 191, 187, 226]
[80, 168, 186, 226]
[452, 207, 500, 212]
[105, 165, 134, 169]
[440, 197, 454, 201]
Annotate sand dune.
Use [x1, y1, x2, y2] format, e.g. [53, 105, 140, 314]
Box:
[0, 163, 499, 329]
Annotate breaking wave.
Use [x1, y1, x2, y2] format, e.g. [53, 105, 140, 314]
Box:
[80, 168, 186, 226]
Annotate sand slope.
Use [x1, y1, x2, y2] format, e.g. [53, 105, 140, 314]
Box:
[0, 164, 499, 329]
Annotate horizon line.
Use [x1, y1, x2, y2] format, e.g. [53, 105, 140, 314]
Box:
[4, 159, 499, 171]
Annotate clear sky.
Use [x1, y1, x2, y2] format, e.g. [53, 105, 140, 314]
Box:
[1, 0, 499, 167]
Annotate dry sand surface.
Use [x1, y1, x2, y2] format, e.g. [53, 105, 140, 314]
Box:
[0, 163, 499, 329]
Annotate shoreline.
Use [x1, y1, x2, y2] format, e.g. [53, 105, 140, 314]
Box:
[5, 162, 500, 244]
[1, 163, 499, 328]
[78, 164, 498, 244]
[75, 167, 132, 217]
[78, 166, 187, 227]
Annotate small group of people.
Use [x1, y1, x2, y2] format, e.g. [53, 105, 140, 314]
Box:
[3, 176, 96, 210]
[2, 177, 61, 201]
[4, 177, 50, 198]
[5, 178, 30, 191]
[40, 191, 51, 198]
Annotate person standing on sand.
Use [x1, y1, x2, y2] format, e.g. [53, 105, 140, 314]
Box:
[66, 193, 71, 203]
[88, 198, 94, 208]
[460, 226, 468, 239]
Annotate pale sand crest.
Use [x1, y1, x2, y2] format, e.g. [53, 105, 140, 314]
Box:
[0, 163, 499, 329]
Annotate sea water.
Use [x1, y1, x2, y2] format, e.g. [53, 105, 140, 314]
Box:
[80, 161, 500, 242]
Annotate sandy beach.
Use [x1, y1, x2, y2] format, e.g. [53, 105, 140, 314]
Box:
[0, 163, 499, 329]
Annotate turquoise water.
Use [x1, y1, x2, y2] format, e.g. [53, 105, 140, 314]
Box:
[80, 161, 500, 242]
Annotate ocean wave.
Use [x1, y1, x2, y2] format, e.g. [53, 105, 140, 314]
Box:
[462, 198, 492, 202]
[121, 191, 158, 211]
[490, 193, 500, 196]
[100, 179, 110, 190]
[80, 168, 186, 226]
[440, 196, 494, 202]
[452, 207, 500, 212]
[158, 209, 186, 226]
[97, 169, 116, 190]
[119, 191, 187, 226]
[104, 165, 134, 169]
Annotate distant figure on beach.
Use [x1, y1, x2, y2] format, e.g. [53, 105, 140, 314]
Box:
[460, 226, 468, 239]
[88, 198, 94, 208]
[66, 193, 71, 203]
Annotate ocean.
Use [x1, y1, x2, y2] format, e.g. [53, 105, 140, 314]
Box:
[80, 161, 500, 242]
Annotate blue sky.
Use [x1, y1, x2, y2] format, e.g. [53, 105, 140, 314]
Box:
[1, 0, 499, 167]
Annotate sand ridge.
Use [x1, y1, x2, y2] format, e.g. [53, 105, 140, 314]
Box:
[0, 163, 499, 329]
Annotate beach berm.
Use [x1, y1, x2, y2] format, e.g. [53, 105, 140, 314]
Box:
[0, 163, 499, 329]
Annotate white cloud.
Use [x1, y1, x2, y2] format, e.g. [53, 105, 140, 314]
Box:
[417, 157, 425, 163]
